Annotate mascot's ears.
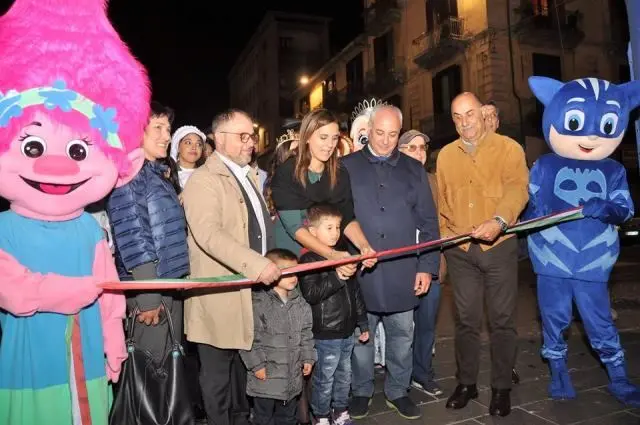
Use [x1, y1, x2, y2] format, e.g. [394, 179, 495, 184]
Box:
[617, 80, 640, 111]
[528, 76, 564, 106]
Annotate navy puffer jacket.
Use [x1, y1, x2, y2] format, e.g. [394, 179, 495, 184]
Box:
[107, 160, 190, 279]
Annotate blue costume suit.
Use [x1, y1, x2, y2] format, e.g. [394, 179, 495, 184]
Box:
[526, 76, 640, 406]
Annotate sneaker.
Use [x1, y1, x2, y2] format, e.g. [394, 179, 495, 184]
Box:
[332, 410, 354, 425]
[349, 396, 371, 419]
[386, 396, 422, 420]
[411, 379, 444, 396]
[313, 418, 331, 425]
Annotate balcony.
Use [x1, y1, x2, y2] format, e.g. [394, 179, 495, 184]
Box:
[364, 0, 403, 37]
[419, 113, 458, 148]
[513, 3, 585, 50]
[365, 60, 407, 98]
[412, 17, 471, 70]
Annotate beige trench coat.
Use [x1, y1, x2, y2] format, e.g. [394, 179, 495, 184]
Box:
[181, 154, 271, 350]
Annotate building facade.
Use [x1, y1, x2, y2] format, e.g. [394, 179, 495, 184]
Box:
[229, 12, 331, 151]
[292, 0, 631, 167]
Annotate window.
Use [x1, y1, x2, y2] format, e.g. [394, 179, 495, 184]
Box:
[325, 73, 337, 93]
[532, 0, 549, 16]
[431, 64, 461, 137]
[609, 0, 630, 45]
[532, 53, 561, 79]
[346, 53, 364, 94]
[374, 31, 394, 74]
[279, 36, 293, 50]
[426, 0, 459, 31]
[432, 64, 461, 115]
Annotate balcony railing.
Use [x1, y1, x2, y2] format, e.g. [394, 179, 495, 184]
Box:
[412, 17, 471, 70]
[513, 3, 584, 49]
[365, 59, 407, 98]
[364, 0, 403, 37]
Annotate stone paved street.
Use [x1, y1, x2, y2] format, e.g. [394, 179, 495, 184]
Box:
[355, 244, 640, 425]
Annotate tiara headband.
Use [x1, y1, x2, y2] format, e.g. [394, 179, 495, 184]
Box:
[0, 79, 123, 150]
[276, 129, 299, 149]
[351, 97, 387, 121]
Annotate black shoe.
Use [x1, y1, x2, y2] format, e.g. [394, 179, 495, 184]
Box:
[445, 384, 478, 409]
[489, 388, 511, 417]
[512, 368, 520, 385]
[386, 397, 422, 420]
[349, 396, 371, 419]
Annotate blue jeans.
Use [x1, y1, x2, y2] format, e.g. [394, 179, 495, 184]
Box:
[352, 310, 414, 401]
[413, 281, 441, 384]
[311, 337, 354, 417]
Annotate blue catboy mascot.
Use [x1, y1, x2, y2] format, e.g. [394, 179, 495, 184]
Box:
[526, 76, 640, 406]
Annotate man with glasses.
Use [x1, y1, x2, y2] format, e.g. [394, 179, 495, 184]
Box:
[397, 129, 446, 397]
[182, 109, 281, 425]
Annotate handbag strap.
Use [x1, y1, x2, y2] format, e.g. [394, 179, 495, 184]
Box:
[127, 299, 180, 348]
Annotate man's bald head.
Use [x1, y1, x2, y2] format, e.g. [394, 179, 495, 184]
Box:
[451, 92, 483, 112]
[368, 104, 403, 157]
[451, 92, 486, 145]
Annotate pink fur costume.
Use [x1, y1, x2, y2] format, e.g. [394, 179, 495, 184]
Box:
[0, 0, 150, 424]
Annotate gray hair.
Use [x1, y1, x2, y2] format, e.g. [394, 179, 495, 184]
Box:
[369, 104, 403, 128]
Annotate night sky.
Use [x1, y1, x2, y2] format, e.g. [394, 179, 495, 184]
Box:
[0, 0, 363, 129]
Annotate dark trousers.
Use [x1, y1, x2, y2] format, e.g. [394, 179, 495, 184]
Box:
[252, 397, 298, 425]
[413, 280, 442, 384]
[198, 343, 251, 425]
[444, 238, 518, 389]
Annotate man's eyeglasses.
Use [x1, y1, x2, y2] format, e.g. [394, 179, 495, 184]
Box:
[218, 132, 259, 144]
[400, 145, 427, 153]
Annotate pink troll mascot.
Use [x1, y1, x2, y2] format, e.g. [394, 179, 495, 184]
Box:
[0, 0, 150, 424]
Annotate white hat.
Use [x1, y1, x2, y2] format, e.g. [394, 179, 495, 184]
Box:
[170, 125, 206, 161]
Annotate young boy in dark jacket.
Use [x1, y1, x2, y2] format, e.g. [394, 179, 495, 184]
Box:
[240, 249, 316, 425]
[299, 204, 370, 425]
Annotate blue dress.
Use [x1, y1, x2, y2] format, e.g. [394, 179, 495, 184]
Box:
[0, 211, 110, 425]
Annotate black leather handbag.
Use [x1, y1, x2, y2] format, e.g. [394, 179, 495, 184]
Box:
[109, 302, 194, 425]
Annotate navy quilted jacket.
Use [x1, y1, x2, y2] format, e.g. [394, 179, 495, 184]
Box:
[107, 160, 190, 279]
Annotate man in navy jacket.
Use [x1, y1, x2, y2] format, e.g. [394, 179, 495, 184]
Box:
[342, 105, 440, 420]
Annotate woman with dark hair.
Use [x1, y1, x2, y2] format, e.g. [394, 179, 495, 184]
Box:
[269, 108, 376, 279]
[170, 125, 207, 190]
[107, 101, 189, 361]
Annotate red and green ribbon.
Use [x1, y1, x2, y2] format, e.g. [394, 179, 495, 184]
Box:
[100, 208, 583, 291]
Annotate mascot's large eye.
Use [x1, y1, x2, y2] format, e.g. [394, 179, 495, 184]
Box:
[66, 139, 89, 161]
[563, 110, 585, 132]
[20, 135, 46, 158]
[599, 113, 618, 136]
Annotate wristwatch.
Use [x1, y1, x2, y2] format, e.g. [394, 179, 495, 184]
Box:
[494, 216, 508, 233]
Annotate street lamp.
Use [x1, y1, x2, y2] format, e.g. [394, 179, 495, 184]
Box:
[299, 75, 309, 85]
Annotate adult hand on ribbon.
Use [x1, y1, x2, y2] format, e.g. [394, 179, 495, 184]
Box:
[99, 208, 584, 291]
